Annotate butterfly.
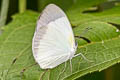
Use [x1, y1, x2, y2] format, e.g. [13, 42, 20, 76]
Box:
[32, 4, 85, 69]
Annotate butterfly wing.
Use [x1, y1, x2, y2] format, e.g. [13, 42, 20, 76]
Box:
[32, 4, 75, 69]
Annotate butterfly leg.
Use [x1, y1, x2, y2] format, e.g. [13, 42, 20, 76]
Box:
[61, 62, 67, 74]
[40, 69, 49, 80]
[20, 63, 38, 79]
[74, 53, 92, 62]
[70, 59, 72, 73]
[20, 63, 37, 74]
[57, 62, 67, 80]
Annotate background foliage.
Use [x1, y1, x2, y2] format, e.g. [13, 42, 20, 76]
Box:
[0, 0, 120, 80]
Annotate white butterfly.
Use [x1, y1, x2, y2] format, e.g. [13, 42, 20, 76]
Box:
[32, 4, 85, 69]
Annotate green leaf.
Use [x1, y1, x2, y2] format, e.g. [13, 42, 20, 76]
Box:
[67, 0, 120, 25]
[38, 0, 74, 11]
[0, 0, 120, 80]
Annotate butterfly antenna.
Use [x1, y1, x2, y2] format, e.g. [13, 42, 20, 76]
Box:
[75, 27, 92, 38]
[5, 57, 17, 79]
[75, 27, 92, 43]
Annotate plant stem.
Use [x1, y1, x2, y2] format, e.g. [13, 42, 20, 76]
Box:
[0, 0, 9, 27]
[105, 68, 113, 80]
[19, 0, 26, 13]
[38, 0, 41, 11]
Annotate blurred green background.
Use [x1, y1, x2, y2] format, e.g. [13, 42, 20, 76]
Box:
[0, 0, 120, 80]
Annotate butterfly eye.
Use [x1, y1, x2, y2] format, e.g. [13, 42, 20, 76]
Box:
[74, 42, 78, 50]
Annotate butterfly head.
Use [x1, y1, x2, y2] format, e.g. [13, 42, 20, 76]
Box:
[69, 41, 78, 59]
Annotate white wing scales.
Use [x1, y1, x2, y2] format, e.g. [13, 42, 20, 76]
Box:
[32, 4, 75, 69]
